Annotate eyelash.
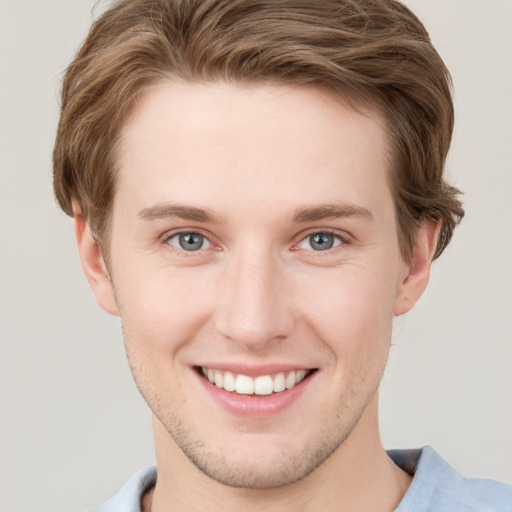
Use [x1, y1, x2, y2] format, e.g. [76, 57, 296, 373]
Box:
[164, 230, 216, 255]
[162, 228, 350, 255]
[295, 229, 348, 253]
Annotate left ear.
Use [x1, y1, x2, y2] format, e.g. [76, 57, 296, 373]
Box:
[393, 219, 441, 316]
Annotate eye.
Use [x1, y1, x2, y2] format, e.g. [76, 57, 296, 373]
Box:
[167, 232, 212, 251]
[298, 232, 343, 251]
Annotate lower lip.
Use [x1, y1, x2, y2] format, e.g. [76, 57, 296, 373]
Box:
[195, 370, 316, 418]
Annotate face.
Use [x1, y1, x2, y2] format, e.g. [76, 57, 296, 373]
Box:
[88, 82, 422, 488]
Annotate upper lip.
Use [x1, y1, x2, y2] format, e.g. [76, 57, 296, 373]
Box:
[194, 363, 316, 377]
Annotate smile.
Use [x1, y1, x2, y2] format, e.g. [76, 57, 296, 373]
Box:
[200, 366, 314, 395]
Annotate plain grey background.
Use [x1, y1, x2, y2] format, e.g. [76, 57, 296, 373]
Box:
[1, 1, 511, 510]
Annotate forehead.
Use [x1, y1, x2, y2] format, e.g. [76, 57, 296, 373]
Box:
[115, 81, 392, 222]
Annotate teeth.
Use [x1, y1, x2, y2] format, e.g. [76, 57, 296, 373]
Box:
[254, 375, 273, 395]
[296, 369, 307, 382]
[273, 373, 285, 393]
[285, 371, 296, 389]
[201, 367, 311, 395]
[223, 371, 236, 392]
[214, 370, 223, 388]
[235, 375, 254, 395]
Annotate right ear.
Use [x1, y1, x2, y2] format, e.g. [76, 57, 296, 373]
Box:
[73, 206, 120, 316]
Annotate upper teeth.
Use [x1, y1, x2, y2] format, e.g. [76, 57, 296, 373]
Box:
[201, 367, 309, 395]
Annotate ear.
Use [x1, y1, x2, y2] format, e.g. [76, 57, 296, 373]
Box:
[73, 208, 120, 316]
[393, 219, 440, 316]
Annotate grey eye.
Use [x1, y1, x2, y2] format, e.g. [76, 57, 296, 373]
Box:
[298, 232, 342, 251]
[168, 232, 211, 251]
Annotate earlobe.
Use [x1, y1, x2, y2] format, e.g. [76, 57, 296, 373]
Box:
[73, 208, 120, 316]
[393, 219, 441, 317]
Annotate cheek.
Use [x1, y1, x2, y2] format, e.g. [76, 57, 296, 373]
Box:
[113, 263, 213, 356]
[300, 265, 397, 361]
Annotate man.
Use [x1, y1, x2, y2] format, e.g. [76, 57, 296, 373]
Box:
[52, 0, 511, 510]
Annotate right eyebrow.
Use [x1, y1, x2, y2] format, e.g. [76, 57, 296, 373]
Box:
[292, 203, 373, 223]
[138, 203, 221, 223]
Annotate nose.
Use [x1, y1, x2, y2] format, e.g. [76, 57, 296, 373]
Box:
[214, 248, 294, 351]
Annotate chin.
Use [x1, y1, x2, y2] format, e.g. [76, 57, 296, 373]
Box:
[166, 422, 350, 489]
[187, 450, 327, 489]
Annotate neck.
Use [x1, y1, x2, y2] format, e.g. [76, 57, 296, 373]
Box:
[146, 395, 411, 512]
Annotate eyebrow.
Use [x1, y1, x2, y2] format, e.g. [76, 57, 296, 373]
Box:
[138, 202, 372, 224]
[138, 203, 220, 223]
[292, 203, 373, 223]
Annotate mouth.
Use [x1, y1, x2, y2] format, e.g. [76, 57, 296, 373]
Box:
[196, 366, 317, 396]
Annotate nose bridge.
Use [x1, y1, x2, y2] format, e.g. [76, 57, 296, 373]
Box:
[215, 244, 293, 349]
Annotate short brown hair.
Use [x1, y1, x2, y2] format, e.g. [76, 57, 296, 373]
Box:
[53, 0, 464, 261]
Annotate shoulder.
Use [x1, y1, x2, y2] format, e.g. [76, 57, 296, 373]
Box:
[462, 476, 512, 511]
[88, 466, 157, 512]
[390, 446, 512, 512]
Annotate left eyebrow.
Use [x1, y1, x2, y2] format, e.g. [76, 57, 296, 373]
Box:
[292, 203, 373, 223]
[138, 203, 221, 223]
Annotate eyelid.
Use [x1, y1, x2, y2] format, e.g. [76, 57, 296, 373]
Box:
[159, 227, 351, 254]
[168, 232, 212, 250]
[162, 228, 218, 253]
[293, 228, 351, 251]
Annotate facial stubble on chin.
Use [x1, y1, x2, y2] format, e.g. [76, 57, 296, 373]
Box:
[169, 418, 348, 489]
[137, 377, 380, 490]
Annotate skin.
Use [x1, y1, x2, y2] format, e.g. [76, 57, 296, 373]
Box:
[75, 82, 439, 512]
